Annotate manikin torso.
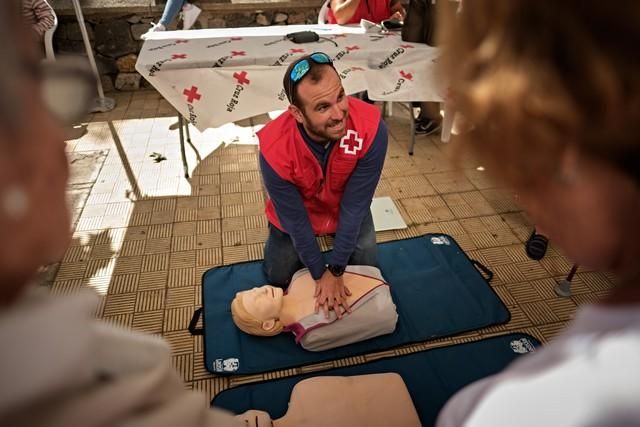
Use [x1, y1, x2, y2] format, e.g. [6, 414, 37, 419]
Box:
[279, 268, 386, 326]
[237, 373, 422, 427]
[234, 266, 398, 351]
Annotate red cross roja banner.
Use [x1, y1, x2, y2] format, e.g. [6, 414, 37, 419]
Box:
[136, 25, 444, 131]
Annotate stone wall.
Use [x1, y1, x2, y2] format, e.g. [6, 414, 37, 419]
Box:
[53, 4, 322, 91]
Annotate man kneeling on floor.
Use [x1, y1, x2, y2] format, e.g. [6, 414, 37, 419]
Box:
[258, 52, 388, 318]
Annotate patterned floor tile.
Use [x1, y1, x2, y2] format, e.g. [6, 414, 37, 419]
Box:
[53, 90, 619, 403]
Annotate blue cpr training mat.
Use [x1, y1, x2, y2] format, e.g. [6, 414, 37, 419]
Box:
[195, 234, 509, 374]
[212, 333, 540, 426]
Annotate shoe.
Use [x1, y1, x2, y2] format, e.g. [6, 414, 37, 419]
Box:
[181, 3, 202, 30]
[414, 118, 442, 136]
[140, 22, 166, 40]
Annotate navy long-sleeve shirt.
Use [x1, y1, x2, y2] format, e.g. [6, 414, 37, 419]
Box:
[260, 120, 388, 280]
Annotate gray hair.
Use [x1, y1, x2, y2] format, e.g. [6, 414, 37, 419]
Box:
[0, 1, 25, 129]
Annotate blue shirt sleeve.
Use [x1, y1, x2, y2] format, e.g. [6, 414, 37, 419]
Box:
[259, 154, 326, 280]
[328, 119, 388, 266]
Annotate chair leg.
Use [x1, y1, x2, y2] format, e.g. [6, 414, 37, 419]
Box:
[184, 121, 202, 161]
[44, 33, 56, 60]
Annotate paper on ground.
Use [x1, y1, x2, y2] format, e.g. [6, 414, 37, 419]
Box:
[370, 197, 407, 231]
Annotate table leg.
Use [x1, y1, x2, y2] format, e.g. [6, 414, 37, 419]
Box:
[178, 114, 189, 179]
[184, 121, 202, 162]
[407, 103, 416, 156]
[382, 101, 393, 118]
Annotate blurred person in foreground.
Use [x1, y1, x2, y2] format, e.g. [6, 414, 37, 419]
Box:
[436, 2, 640, 426]
[0, 2, 240, 426]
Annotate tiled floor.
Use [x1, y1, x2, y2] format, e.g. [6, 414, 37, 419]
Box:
[52, 90, 615, 400]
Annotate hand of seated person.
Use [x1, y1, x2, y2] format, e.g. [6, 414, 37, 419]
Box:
[314, 270, 352, 319]
[390, 10, 405, 22]
[390, 2, 406, 21]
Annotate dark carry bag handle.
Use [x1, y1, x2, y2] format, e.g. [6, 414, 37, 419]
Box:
[381, 19, 403, 31]
[189, 307, 204, 336]
[471, 259, 494, 282]
[286, 31, 320, 43]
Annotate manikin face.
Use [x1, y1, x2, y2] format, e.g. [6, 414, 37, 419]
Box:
[239, 285, 284, 328]
[290, 65, 349, 142]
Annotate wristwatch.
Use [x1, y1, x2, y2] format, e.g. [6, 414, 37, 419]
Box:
[327, 264, 346, 277]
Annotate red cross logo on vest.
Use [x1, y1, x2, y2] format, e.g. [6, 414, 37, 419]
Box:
[339, 130, 363, 155]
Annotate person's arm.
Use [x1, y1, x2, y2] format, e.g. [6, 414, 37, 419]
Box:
[260, 153, 326, 280]
[328, 119, 388, 267]
[31, 0, 56, 37]
[390, 0, 407, 20]
[330, 0, 361, 24]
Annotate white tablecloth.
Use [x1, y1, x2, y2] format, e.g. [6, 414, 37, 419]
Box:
[136, 25, 443, 131]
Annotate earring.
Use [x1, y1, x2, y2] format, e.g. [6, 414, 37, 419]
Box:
[1, 185, 29, 219]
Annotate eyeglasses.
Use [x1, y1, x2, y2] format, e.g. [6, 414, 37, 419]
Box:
[287, 52, 332, 104]
[27, 58, 97, 125]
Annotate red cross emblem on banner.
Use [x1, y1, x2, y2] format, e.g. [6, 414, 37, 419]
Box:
[183, 86, 201, 103]
[231, 50, 246, 56]
[233, 71, 250, 85]
[346, 45, 360, 52]
[230, 37, 243, 41]
[400, 70, 413, 81]
[290, 48, 305, 54]
[175, 39, 189, 44]
[172, 54, 187, 59]
[339, 130, 363, 155]
[400, 44, 415, 49]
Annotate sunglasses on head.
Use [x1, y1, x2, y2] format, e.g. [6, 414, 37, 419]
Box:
[287, 52, 332, 104]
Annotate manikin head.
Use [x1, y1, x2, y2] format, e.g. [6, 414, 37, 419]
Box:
[283, 52, 349, 142]
[231, 285, 285, 336]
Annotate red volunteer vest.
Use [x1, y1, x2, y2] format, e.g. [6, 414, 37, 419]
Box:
[259, 97, 381, 235]
[326, 0, 391, 25]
